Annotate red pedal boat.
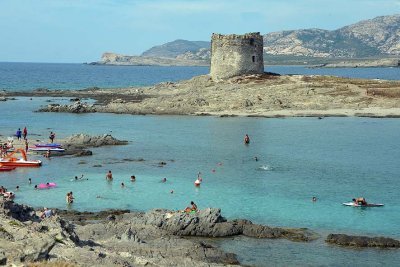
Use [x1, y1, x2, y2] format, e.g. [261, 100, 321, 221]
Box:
[0, 148, 41, 167]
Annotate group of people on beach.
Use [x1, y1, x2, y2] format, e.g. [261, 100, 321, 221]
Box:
[0, 186, 14, 200]
[2, 128, 57, 157]
[0, 143, 10, 157]
[15, 127, 28, 141]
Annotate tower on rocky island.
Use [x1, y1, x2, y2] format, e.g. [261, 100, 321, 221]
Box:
[210, 32, 264, 81]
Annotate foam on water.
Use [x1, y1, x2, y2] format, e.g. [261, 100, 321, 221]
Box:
[258, 164, 272, 171]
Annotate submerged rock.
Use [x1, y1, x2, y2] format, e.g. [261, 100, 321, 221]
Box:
[326, 233, 400, 248]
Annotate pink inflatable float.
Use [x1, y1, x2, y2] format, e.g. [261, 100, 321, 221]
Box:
[37, 183, 57, 189]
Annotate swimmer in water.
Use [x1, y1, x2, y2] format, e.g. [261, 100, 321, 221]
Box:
[75, 174, 85, 180]
[244, 134, 250, 144]
[161, 178, 167, 183]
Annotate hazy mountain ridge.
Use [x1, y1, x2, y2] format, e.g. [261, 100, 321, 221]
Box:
[95, 15, 400, 65]
[141, 39, 210, 58]
[265, 15, 400, 57]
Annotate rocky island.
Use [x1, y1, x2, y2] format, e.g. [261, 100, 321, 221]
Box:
[5, 73, 400, 118]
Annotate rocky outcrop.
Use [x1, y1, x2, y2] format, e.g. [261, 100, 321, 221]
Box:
[0, 97, 16, 101]
[0, 200, 79, 266]
[37, 101, 96, 113]
[0, 200, 240, 266]
[64, 134, 128, 147]
[43, 134, 127, 158]
[326, 233, 400, 248]
[119, 208, 318, 242]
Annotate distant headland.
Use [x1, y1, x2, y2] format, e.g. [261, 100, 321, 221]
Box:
[89, 14, 400, 67]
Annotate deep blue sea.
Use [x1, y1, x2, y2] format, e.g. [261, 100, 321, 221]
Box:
[0, 63, 399, 266]
[0, 62, 399, 91]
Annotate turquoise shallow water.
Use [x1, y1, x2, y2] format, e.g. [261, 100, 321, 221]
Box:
[3, 98, 399, 238]
[2, 98, 400, 232]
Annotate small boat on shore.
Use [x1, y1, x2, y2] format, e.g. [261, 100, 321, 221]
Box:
[35, 143, 63, 148]
[0, 149, 42, 167]
[342, 202, 384, 207]
[28, 147, 65, 152]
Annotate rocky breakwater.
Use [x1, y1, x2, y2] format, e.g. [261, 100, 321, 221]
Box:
[37, 100, 96, 113]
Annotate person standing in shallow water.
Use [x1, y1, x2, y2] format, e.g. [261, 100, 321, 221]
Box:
[16, 128, 22, 141]
[49, 131, 55, 143]
[23, 127, 28, 140]
[106, 170, 113, 181]
[66, 191, 74, 204]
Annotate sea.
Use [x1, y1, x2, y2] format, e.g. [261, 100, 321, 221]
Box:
[0, 62, 400, 266]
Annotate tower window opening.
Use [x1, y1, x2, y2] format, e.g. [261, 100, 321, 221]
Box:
[252, 56, 256, 62]
[250, 38, 254, 45]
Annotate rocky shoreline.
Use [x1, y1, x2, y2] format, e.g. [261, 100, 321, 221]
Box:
[0, 134, 128, 158]
[0, 199, 399, 266]
[3, 73, 400, 118]
[312, 58, 400, 68]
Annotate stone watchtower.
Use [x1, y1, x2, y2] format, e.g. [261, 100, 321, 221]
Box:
[210, 32, 264, 80]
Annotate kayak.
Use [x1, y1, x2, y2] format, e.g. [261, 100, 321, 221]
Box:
[342, 202, 384, 207]
[35, 143, 63, 148]
[29, 147, 65, 152]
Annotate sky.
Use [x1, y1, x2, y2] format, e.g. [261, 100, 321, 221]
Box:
[0, 0, 399, 63]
